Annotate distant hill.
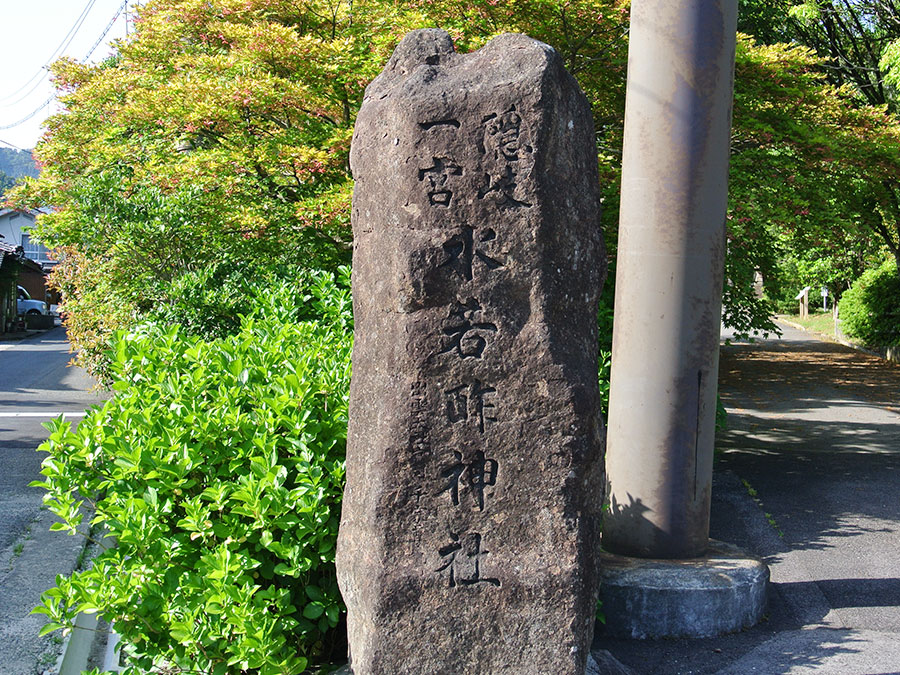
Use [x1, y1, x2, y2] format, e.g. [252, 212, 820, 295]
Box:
[0, 148, 38, 179]
[0, 170, 14, 194]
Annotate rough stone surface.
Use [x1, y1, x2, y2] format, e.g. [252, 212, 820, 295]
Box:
[597, 540, 769, 639]
[337, 28, 606, 675]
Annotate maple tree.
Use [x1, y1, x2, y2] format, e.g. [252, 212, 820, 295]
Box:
[9, 0, 411, 369]
[728, 35, 900, 326]
[7, 0, 629, 369]
[8, 0, 900, 351]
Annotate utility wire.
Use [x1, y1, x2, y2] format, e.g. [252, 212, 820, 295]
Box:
[0, 1, 129, 133]
[0, 138, 26, 151]
[0, 0, 99, 107]
[84, 0, 129, 61]
[0, 97, 54, 131]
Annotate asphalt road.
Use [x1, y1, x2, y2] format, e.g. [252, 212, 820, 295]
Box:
[718, 322, 900, 633]
[594, 321, 900, 674]
[0, 326, 107, 674]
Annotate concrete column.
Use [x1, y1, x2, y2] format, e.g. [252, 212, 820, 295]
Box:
[603, 0, 738, 559]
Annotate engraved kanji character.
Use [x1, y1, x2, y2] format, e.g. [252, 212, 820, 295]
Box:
[436, 531, 500, 588]
[419, 157, 462, 206]
[441, 225, 505, 281]
[445, 380, 497, 432]
[484, 108, 522, 161]
[439, 299, 497, 359]
[479, 107, 532, 209]
[478, 165, 532, 209]
[437, 448, 499, 511]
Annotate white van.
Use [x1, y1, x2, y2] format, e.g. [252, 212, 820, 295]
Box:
[16, 285, 47, 316]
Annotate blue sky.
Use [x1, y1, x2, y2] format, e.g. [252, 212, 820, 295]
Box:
[0, 0, 138, 151]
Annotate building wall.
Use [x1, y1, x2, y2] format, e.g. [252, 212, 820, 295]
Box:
[19, 266, 49, 302]
[0, 211, 33, 247]
[0, 211, 55, 267]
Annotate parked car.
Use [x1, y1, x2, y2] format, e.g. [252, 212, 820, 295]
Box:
[17, 285, 47, 316]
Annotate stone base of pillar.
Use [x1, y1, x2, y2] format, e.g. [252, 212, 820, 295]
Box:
[337, 653, 614, 674]
[597, 540, 769, 639]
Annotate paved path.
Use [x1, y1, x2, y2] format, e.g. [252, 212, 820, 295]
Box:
[593, 321, 900, 674]
[0, 327, 106, 674]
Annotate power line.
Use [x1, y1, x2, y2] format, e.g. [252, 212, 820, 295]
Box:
[0, 138, 27, 152]
[0, 0, 99, 107]
[0, 97, 55, 131]
[0, 1, 130, 133]
[84, 0, 129, 61]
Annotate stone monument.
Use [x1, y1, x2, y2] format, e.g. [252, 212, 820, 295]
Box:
[337, 29, 606, 674]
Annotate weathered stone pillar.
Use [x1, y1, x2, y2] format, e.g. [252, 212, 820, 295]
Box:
[337, 29, 606, 674]
[603, 0, 739, 559]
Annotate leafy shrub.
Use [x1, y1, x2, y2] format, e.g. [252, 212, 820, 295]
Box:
[146, 262, 353, 343]
[598, 350, 612, 418]
[33, 268, 352, 675]
[838, 258, 900, 347]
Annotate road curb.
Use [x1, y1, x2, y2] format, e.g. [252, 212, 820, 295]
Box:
[56, 612, 97, 675]
[55, 615, 120, 674]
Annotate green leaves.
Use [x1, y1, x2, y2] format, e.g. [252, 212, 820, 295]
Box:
[729, 34, 900, 326]
[838, 257, 900, 347]
[33, 269, 351, 673]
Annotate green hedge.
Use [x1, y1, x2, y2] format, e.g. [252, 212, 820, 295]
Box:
[33, 269, 351, 675]
[838, 258, 900, 348]
[35, 261, 618, 674]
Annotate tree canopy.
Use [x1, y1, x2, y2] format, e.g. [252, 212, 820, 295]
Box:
[0, 170, 14, 196]
[729, 35, 900, 317]
[7, 0, 900, 361]
[7, 0, 630, 369]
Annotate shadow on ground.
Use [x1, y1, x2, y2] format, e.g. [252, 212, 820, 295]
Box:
[593, 329, 900, 673]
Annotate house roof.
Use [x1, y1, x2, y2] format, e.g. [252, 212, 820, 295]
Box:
[0, 206, 51, 219]
[0, 240, 46, 273]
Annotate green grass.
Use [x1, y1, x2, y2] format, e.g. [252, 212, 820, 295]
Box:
[781, 310, 837, 336]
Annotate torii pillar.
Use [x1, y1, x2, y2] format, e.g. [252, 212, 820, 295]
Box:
[599, 0, 769, 639]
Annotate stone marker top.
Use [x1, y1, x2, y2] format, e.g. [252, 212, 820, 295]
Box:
[349, 29, 602, 330]
[366, 28, 558, 96]
[339, 28, 604, 675]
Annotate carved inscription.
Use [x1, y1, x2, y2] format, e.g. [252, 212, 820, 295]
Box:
[439, 449, 499, 511]
[479, 106, 532, 209]
[440, 225, 505, 281]
[419, 119, 461, 130]
[485, 108, 522, 161]
[437, 531, 500, 587]
[417, 111, 528, 590]
[420, 157, 463, 206]
[410, 379, 430, 459]
[439, 299, 497, 359]
[341, 32, 604, 673]
[445, 380, 497, 433]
